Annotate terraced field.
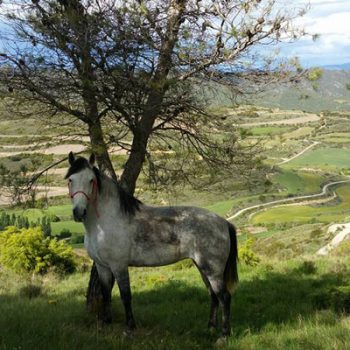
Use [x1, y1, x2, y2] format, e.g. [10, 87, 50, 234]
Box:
[1, 107, 350, 254]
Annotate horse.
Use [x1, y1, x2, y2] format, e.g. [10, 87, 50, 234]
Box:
[66, 152, 238, 337]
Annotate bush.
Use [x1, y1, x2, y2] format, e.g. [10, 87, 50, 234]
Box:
[0, 226, 76, 275]
[239, 236, 260, 266]
[70, 232, 84, 244]
[58, 229, 72, 239]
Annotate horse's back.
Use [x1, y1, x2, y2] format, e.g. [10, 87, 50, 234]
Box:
[129, 205, 230, 267]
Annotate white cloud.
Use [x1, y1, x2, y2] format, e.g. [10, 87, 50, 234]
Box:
[282, 0, 350, 66]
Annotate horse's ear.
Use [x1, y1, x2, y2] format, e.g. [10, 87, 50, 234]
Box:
[89, 153, 96, 166]
[68, 151, 75, 165]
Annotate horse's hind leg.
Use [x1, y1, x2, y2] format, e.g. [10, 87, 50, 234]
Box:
[194, 262, 219, 330]
[95, 263, 115, 324]
[207, 277, 231, 337]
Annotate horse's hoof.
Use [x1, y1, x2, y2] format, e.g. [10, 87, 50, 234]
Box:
[123, 329, 134, 339]
[102, 317, 113, 325]
[215, 336, 228, 347]
[209, 326, 217, 335]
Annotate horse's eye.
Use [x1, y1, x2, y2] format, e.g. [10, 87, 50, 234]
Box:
[68, 179, 72, 183]
[90, 179, 94, 183]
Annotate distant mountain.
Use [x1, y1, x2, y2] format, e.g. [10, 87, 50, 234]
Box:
[249, 69, 350, 112]
[200, 69, 350, 112]
[322, 62, 350, 70]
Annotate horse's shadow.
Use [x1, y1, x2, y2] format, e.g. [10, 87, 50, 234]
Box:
[2, 263, 350, 349]
[130, 263, 350, 336]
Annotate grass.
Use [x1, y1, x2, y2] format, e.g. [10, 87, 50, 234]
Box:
[2, 257, 350, 349]
[249, 126, 293, 136]
[285, 147, 350, 170]
[251, 184, 350, 226]
[273, 170, 324, 195]
[204, 199, 233, 216]
[51, 221, 84, 235]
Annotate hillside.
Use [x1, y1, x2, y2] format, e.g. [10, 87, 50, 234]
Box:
[203, 70, 350, 113]
[251, 70, 350, 112]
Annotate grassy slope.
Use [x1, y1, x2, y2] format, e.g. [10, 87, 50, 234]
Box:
[251, 184, 350, 225]
[285, 148, 350, 170]
[273, 170, 324, 195]
[2, 257, 350, 349]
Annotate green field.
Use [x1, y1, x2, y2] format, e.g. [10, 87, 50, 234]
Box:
[249, 126, 293, 136]
[6, 205, 84, 236]
[273, 170, 324, 195]
[2, 257, 350, 349]
[251, 184, 350, 225]
[285, 148, 350, 170]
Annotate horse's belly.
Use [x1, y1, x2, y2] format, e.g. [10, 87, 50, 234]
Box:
[129, 244, 187, 267]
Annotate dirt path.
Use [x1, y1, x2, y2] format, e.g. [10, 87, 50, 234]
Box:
[277, 141, 320, 166]
[0, 144, 128, 157]
[0, 186, 68, 206]
[317, 223, 350, 255]
[239, 114, 320, 127]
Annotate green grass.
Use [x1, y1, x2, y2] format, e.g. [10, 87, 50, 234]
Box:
[273, 170, 324, 195]
[285, 147, 350, 170]
[249, 126, 293, 136]
[6, 205, 73, 222]
[51, 221, 84, 235]
[5, 205, 84, 236]
[204, 199, 233, 216]
[251, 184, 350, 226]
[2, 257, 350, 349]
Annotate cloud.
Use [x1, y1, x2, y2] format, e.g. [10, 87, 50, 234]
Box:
[280, 0, 350, 66]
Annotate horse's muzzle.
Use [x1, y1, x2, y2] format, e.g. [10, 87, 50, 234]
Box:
[73, 207, 87, 222]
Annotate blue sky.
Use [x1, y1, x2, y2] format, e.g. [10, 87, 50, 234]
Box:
[280, 0, 350, 67]
[0, 0, 349, 68]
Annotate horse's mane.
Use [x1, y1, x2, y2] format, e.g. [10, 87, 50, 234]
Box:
[101, 175, 142, 216]
[116, 183, 142, 216]
[65, 156, 141, 216]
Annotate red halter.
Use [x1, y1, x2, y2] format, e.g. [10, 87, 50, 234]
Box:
[68, 178, 100, 218]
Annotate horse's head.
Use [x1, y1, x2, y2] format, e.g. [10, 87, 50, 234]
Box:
[65, 152, 100, 222]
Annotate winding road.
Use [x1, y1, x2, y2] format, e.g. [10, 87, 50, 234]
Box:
[227, 179, 350, 221]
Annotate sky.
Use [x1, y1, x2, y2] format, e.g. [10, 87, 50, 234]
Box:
[280, 0, 350, 67]
[0, 0, 349, 68]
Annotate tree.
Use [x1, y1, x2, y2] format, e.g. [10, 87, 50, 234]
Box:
[0, 0, 308, 318]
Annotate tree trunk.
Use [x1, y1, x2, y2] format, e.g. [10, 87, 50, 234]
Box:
[88, 119, 117, 181]
[86, 118, 117, 314]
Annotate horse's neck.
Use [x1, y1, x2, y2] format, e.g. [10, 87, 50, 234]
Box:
[92, 175, 123, 219]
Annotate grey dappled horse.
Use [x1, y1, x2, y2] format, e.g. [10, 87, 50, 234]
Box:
[66, 152, 238, 336]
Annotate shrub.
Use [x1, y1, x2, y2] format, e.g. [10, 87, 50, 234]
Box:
[309, 227, 323, 239]
[295, 260, 317, 275]
[19, 283, 44, 299]
[239, 236, 260, 266]
[70, 232, 84, 244]
[0, 226, 76, 275]
[58, 229, 72, 239]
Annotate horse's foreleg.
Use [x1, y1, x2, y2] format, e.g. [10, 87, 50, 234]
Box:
[114, 268, 136, 332]
[95, 263, 114, 324]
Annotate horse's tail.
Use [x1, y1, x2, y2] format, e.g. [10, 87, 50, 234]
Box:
[224, 222, 239, 294]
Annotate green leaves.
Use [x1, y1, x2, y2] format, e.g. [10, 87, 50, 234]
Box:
[0, 226, 76, 275]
